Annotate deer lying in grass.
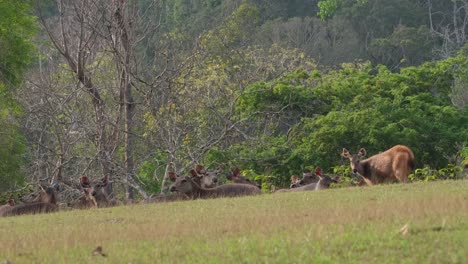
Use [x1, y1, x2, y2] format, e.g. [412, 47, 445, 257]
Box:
[189, 164, 223, 188]
[144, 172, 191, 203]
[1, 186, 59, 217]
[289, 176, 301, 188]
[288, 174, 339, 192]
[226, 168, 261, 189]
[342, 145, 415, 185]
[289, 167, 322, 188]
[71, 176, 121, 209]
[275, 167, 322, 192]
[276, 169, 339, 193]
[70, 187, 98, 209]
[0, 199, 15, 216]
[170, 175, 261, 199]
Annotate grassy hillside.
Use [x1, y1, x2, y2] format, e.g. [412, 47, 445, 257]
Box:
[1, 180, 467, 263]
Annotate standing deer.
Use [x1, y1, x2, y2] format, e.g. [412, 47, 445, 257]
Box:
[1, 187, 58, 217]
[170, 175, 261, 199]
[342, 145, 415, 185]
[226, 168, 261, 189]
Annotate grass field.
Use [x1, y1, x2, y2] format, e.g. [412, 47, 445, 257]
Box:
[1, 180, 467, 264]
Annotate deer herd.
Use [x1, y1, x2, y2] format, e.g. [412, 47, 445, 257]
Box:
[0, 145, 418, 218]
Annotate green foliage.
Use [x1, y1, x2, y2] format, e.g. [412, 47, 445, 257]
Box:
[231, 50, 468, 183]
[296, 56, 467, 169]
[237, 69, 317, 123]
[0, 0, 37, 191]
[317, 0, 341, 20]
[461, 147, 468, 165]
[136, 151, 170, 194]
[0, 84, 27, 191]
[411, 165, 465, 182]
[369, 26, 433, 69]
[0, 0, 37, 87]
[317, 0, 368, 20]
[201, 3, 260, 53]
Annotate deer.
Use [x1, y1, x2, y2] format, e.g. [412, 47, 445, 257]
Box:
[289, 176, 301, 188]
[72, 175, 121, 208]
[289, 167, 322, 188]
[0, 199, 15, 216]
[276, 173, 339, 193]
[70, 187, 98, 209]
[226, 168, 261, 189]
[1, 186, 58, 217]
[169, 175, 261, 199]
[144, 172, 191, 203]
[342, 145, 415, 185]
[276, 167, 337, 192]
[189, 164, 223, 188]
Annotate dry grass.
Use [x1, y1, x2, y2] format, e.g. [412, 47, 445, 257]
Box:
[0, 180, 467, 263]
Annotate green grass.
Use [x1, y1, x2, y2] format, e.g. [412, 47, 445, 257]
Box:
[1, 180, 467, 263]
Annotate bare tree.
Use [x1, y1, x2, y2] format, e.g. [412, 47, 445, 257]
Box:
[33, 0, 168, 199]
[426, 0, 468, 57]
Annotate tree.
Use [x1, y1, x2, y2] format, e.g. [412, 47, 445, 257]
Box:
[0, 0, 37, 191]
[33, 0, 170, 199]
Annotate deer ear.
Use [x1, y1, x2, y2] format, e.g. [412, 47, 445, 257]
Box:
[8, 199, 15, 206]
[97, 175, 109, 187]
[195, 165, 205, 173]
[358, 148, 367, 157]
[233, 168, 240, 176]
[168, 172, 177, 182]
[342, 148, 350, 158]
[189, 169, 198, 177]
[315, 167, 322, 176]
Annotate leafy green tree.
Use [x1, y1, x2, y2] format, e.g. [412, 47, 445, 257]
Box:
[0, 0, 36, 87]
[0, 0, 36, 191]
[230, 49, 467, 185]
[296, 57, 467, 169]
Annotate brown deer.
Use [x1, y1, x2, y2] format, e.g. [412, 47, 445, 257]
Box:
[1, 187, 58, 217]
[290, 167, 322, 188]
[70, 188, 98, 209]
[73, 176, 121, 208]
[189, 165, 223, 188]
[342, 145, 415, 185]
[144, 172, 190, 203]
[276, 174, 339, 193]
[289, 175, 301, 188]
[170, 175, 261, 199]
[0, 199, 15, 216]
[226, 168, 261, 189]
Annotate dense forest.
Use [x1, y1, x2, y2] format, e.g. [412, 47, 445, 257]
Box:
[0, 0, 467, 201]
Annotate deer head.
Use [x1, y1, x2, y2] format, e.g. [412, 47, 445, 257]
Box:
[342, 148, 366, 174]
[79, 175, 110, 207]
